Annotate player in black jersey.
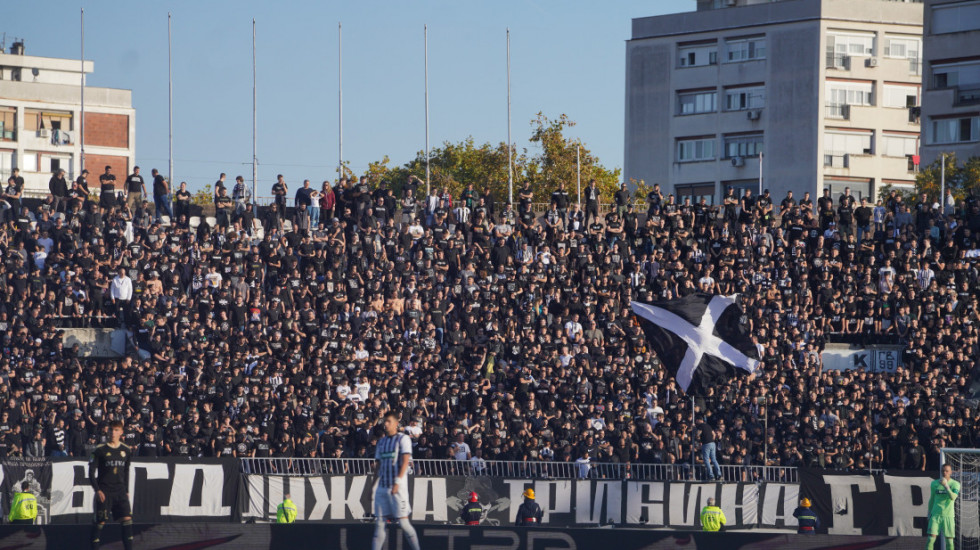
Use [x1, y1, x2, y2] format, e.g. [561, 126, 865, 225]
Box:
[89, 420, 133, 550]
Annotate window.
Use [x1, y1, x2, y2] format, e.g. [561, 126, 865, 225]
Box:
[722, 179, 758, 198]
[0, 107, 14, 141]
[932, 60, 980, 90]
[828, 32, 875, 59]
[884, 37, 919, 60]
[723, 133, 763, 158]
[824, 179, 872, 203]
[882, 84, 918, 108]
[675, 183, 716, 205]
[827, 81, 874, 108]
[724, 86, 765, 111]
[881, 133, 918, 157]
[678, 90, 717, 115]
[931, 1, 980, 34]
[678, 43, 718, 68]
[931, 117, 980, 144]
[22, 153, 37, 173]
[23, 109, 73, 132]
[825, 130, 874, 161]
[726, 36, 766, 62]
[677, 137, 716, 162]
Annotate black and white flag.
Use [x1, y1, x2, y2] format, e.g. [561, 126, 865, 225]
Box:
[631, 294, 760, 394]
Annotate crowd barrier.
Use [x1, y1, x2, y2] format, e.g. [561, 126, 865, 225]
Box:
[0, 523, 928, 550]
[0, 458, 943, 537]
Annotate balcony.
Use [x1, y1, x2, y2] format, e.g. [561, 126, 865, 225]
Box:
[825, 104, 850, 120]
[955, 85, 980, 106]
[826, 53, 850, 70]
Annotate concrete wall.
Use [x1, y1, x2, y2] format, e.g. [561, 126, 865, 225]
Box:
[61, 328, 127, 357]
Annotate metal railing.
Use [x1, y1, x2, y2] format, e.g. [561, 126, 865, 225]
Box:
[825, 103, 850, 119]
[827, 53, 850, 70]
[239, 458, 800, 483]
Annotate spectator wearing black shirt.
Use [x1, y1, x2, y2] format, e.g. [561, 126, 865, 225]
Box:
[151, 168, 172, 221]
[48, 169, 69, 213]
[98, 165, 116, 211]
[124, 167, 146, 213]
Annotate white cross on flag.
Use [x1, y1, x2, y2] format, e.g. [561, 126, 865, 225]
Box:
[631, 294, 760, 394]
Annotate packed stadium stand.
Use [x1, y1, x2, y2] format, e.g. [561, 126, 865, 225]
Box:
[2, 171, 978, 479]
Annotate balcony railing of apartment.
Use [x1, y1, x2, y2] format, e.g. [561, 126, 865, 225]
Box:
[827, 53, 850, 70]
[825, 103, 851, 119]
[956, 84, 980, 106]
[824, 152, 849, 168]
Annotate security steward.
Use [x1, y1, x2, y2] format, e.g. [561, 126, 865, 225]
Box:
[277, 493, 297, 524]
[793, 498, 821, 534]
[699, 497, 726, 532]
[459, 492, 483, 525]
[9, 481, 37, 525]
[515, 488, 544, 526]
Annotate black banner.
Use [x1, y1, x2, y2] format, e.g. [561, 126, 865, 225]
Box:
[242, 474, 800, 529]
[1, 458, 240, 524]
[0, 523, 928, 550]
[799, 468, 938, 536]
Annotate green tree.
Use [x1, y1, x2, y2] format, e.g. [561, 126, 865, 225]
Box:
[526, 113, 621, 204]
[363, 113, 620, 205]
[915, 153, 980, 202]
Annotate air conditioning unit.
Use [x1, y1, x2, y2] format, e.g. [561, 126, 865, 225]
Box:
[747, 109, 761, 120]
[731, 156, 745, 167]
[38, 128, 50, 138]
[726, 0, 738, 6]
[866, 57, 879, 68]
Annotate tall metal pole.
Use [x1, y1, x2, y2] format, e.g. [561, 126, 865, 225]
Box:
[80, 8, 85, 173]
[252, 19, 257, 211]
[940, 153, 946, 210]
[338, 22, 343, 181]
[690, 396, 696, 478]
[576, 144, 581, 207]
[506, 28, 513, 205]
[424, 24, 430, 196]
[168, 13, 174, 186]
[758, 151, 763, 195]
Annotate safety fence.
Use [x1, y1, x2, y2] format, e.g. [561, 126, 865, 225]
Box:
[239, 457, 801, 483]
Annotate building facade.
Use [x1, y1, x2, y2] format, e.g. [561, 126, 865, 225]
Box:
[0, 41, 135, 194]
[625, 0, 923, 205]
[919, 0, 980, 166]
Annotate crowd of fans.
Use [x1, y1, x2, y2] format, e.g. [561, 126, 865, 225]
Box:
[1, 163, 979, 480]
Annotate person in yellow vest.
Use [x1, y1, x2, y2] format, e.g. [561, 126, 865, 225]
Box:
[276, 493, 297, 524]
[9, 482, 38, 525]
[700, 498, 726, 532]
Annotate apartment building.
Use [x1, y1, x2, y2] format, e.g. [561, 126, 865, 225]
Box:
[625, 0, 923, 204]
[0, 40, 135, 194]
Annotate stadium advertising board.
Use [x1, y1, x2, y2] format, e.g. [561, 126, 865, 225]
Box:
[800, 468, 979, 537]
[0, 458, 240, 524]
[820, 345, 903, 373]
[243, 474, 802, 529]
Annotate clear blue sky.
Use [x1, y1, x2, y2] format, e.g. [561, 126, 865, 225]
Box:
[9, 0, 693, 193]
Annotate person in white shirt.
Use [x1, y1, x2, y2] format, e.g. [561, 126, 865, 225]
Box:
[354, 376, 371, 401]
[404, 419, 423, 439]
[451, 433, 471, 461]
[575, 451, 592, 479]
[110, 267, 134, 327]
[335, 381, 351, 401]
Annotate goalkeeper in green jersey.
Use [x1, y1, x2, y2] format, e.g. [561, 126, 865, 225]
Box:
[927, 463, 960, 550]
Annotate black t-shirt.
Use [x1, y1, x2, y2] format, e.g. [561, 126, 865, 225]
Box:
[126, 174, 144, 192]
[100, 173, 116, 192]
[89, 443, 132, 492]
[153, 174, 168, 196]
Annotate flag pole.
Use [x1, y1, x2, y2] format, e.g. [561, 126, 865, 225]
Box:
[338, 22, 343, 181]
[424, 24, 430, 196]
[80, 8, 85, 173]
[690, 396, 695, 478]
[940, 153, 946, 209]
[252, 19, 257, 214]
[168, 13, 174, 186]
[577, 143, 581, 207]
[758, 151, 763, 195]
[506, 28, 513, 205]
